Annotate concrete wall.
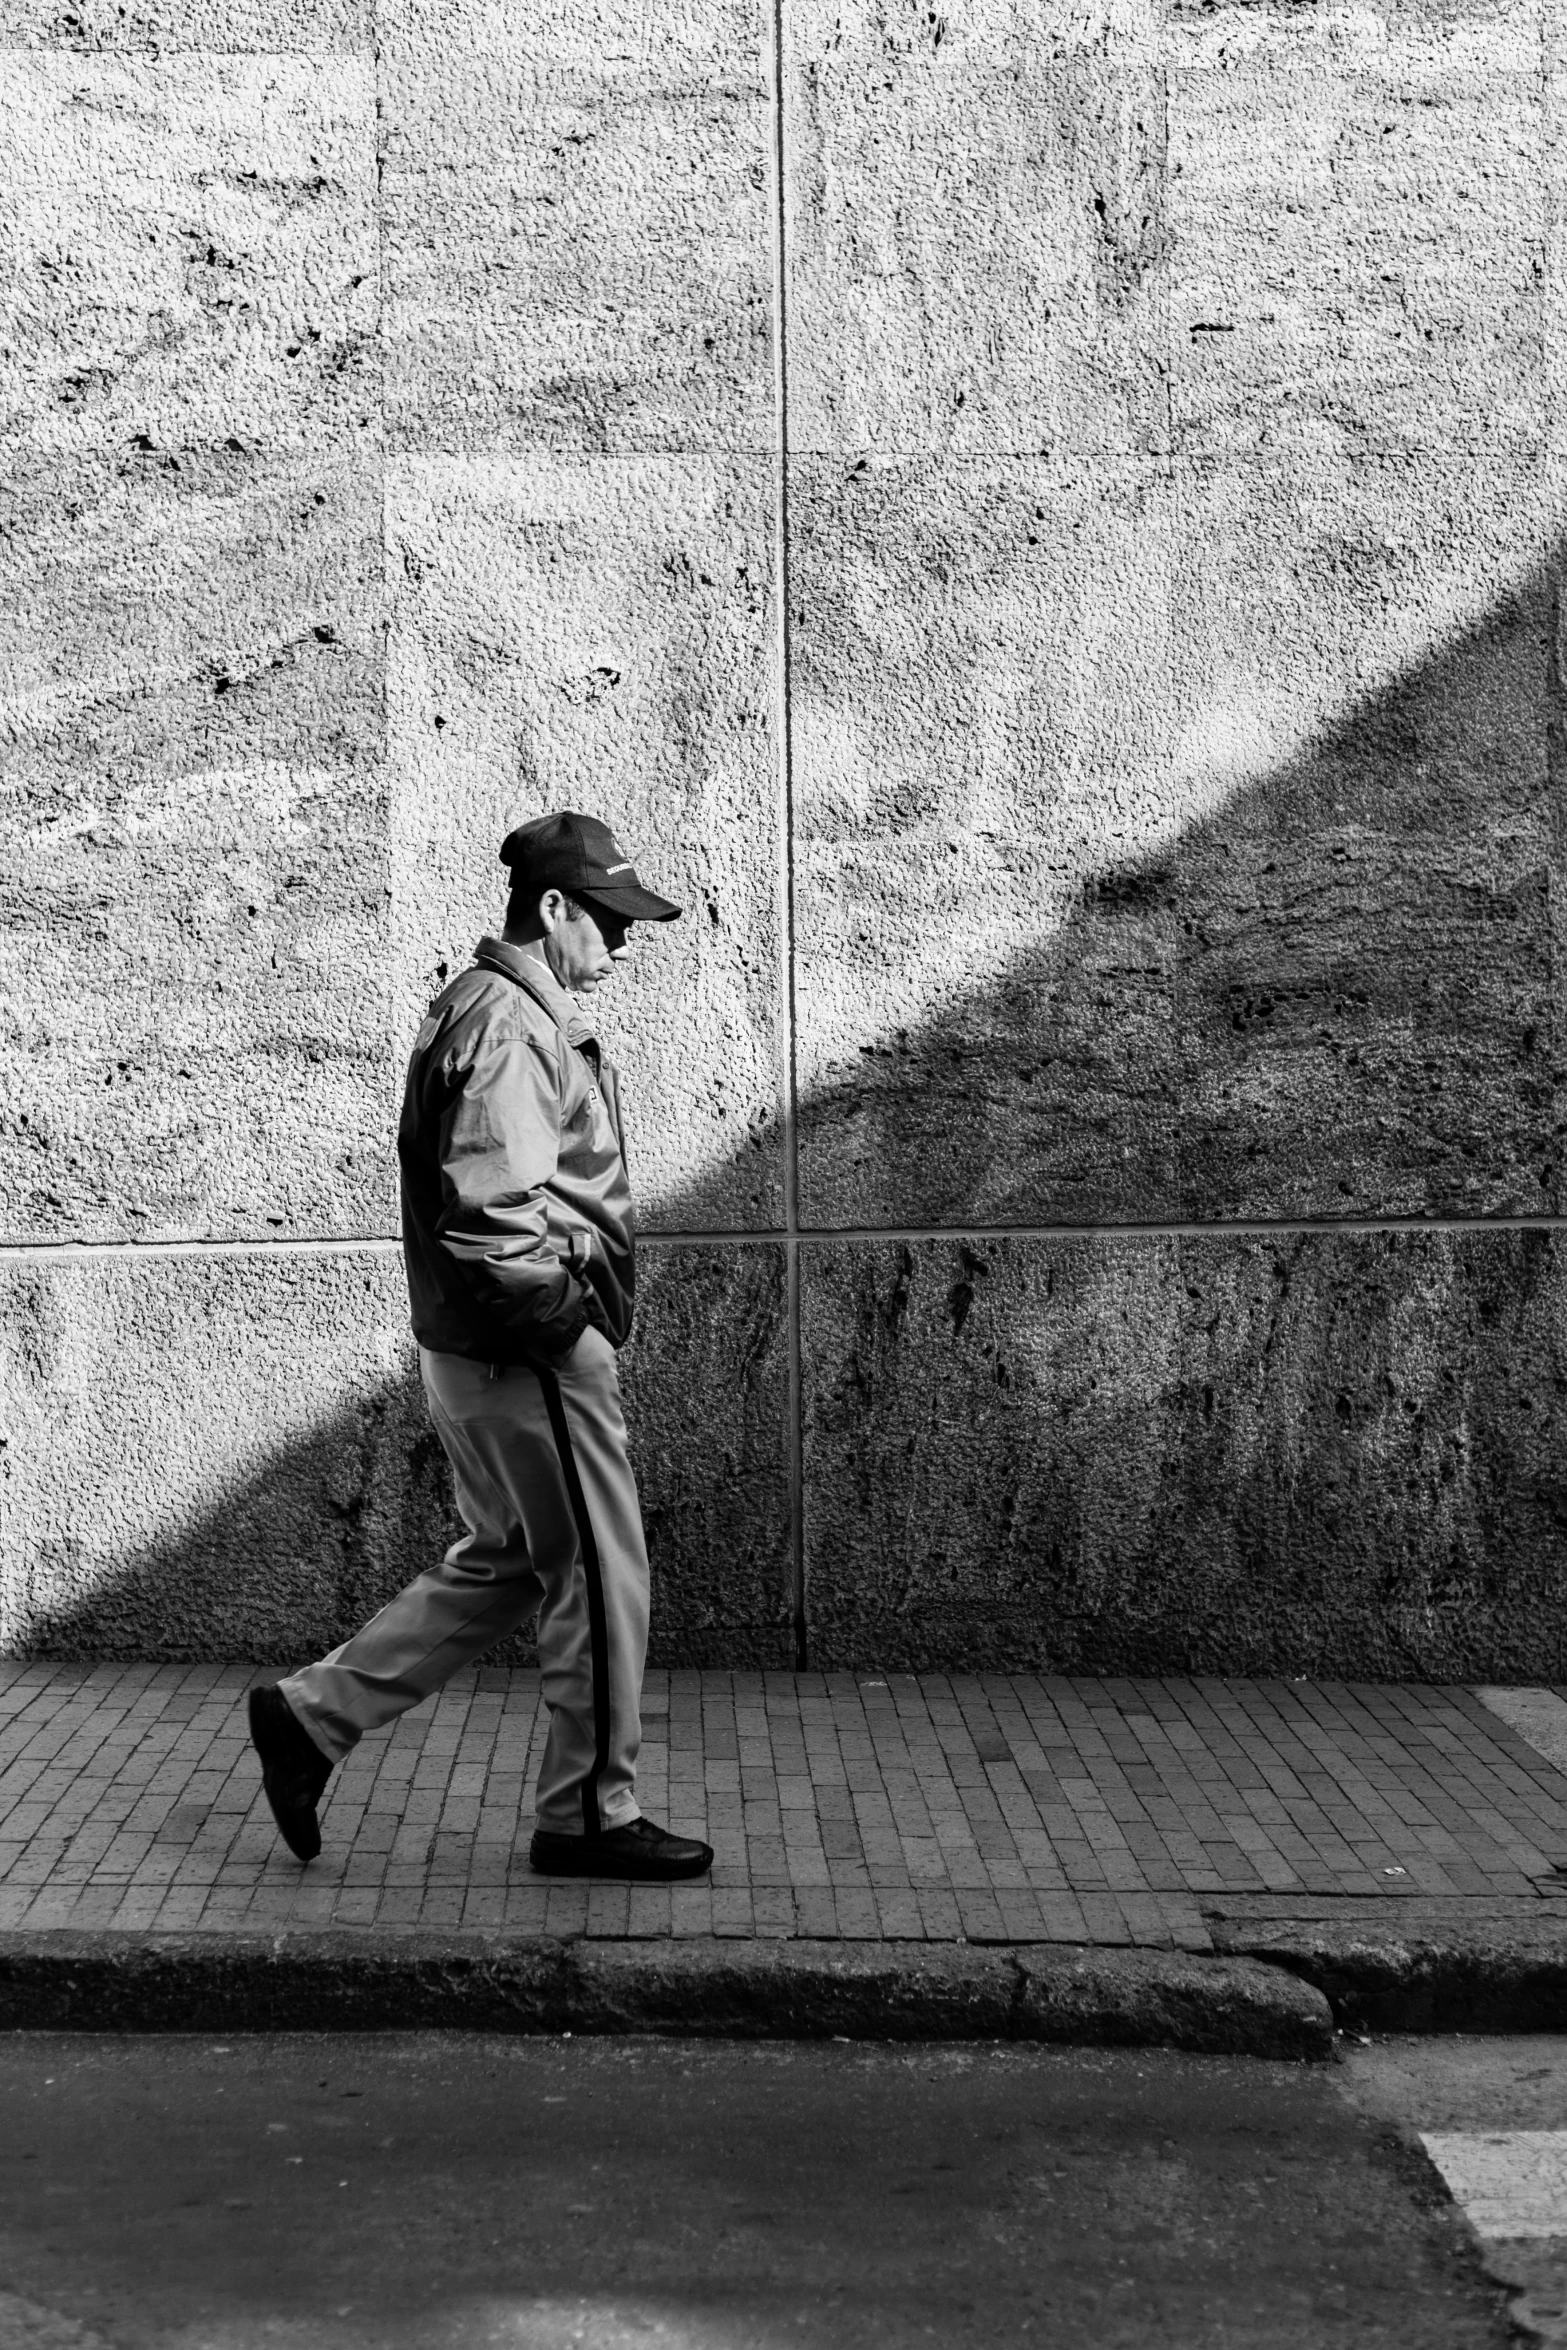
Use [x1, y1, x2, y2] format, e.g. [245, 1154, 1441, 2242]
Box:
[2, 0, 1565, 1675]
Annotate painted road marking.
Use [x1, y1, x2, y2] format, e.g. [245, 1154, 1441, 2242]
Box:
[1421, 2132, 1567, 2236]
[1475, 1687, 1567, 1776]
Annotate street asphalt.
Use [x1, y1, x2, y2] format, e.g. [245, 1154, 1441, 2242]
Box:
[0, 2032, 1526, 2349]
[1345, 2033, 1567, 2348]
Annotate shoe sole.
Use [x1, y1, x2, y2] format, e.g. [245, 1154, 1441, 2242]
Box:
[247, 1687, 323, 1865]
[529, 1848, 713, 1883]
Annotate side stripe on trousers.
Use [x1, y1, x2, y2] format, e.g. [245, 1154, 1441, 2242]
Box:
[538, 1367, 612, 1836]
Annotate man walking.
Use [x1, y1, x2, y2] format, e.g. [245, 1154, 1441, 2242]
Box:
[245, 812, 714, 1883]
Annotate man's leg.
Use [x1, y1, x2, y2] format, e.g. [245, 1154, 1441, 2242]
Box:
[276, 1355, 547, 1763]
[256, 1335, 710, 1877]
[520, 1330, 647, 1835]
[248, 1349, 549, 1859]
[513, 1330, 710, 1878]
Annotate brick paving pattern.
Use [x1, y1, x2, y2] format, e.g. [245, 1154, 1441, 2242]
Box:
[2, 1666, 1566, 1951]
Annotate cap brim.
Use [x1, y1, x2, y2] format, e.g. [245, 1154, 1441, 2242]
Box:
[579, 884, 682, 923]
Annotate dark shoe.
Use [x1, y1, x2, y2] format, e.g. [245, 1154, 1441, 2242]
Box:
[247, 1684, 332, 1863]
[529, 1817, 714, 1882]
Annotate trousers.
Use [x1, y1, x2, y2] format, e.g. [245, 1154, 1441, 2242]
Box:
[279, 1330, 648, 1835]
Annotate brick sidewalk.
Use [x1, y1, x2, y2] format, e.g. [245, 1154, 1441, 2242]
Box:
[3, 1665, 1566, 1953]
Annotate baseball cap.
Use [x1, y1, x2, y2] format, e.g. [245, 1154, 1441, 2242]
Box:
[499, 811, 681, 923]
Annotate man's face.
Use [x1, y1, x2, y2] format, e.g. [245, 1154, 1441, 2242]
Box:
[543, 895, 632, 993]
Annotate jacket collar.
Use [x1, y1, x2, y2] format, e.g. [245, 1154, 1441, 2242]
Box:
[473, 936, 599, 1048]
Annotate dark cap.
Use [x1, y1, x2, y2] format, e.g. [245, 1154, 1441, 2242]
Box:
[499, 811, 681, 923]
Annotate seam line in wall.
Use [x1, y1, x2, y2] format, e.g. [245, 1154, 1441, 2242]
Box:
[6, 1216, 1567, 1264]
[771, 0, 807, 1673]
[374, 0, 389, 751]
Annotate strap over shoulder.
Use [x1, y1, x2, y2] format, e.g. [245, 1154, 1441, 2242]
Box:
[474, 946, 583, 1048]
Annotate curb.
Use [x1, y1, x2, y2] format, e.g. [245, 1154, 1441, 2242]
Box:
[0, 1933, 1334, 2059]
[1211, 1915, 1567, 2034]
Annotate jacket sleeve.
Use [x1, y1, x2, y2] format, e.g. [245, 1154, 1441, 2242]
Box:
[433, 1030, 597, 1364]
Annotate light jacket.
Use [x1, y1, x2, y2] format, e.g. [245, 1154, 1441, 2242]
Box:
[397, 936, 635, 1368]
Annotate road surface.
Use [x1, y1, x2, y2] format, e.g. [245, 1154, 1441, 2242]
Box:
[0, 2032, 1540, 2347]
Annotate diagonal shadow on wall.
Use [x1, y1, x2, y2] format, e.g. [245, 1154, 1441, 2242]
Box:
[10, 544, 1567, 1679]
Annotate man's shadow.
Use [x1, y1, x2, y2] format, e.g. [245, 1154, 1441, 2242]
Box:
[16, 551, 1565, 1677]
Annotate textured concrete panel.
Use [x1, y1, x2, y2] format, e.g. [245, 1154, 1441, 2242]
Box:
[0, 55, 377, 453]
[1550, 63, 1567, 452]
[1554, 488, 1567, 1180]
[0, 1249, 421, 1661]
[1177, 833, 1555, 1218]
[1166, 0, 1538, 69]
[1171, 454, 1559, 1218]
[0, 451, 390, 1242]
[791, 455, 1180, 1227]
[1168, 61, 1543, 456]
[387, 454, 783, 1229]
[791, 452, 1561, 1228]
[802, 1232, 1567, 1677]
[382, 23, 770, 454]
[0, 1244, 792, 1665]
[379, 0, 765, 70]
[621, 1243, 793, 1669]
[0, 0, 369, 47]
[786, 8, 1167, 455]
